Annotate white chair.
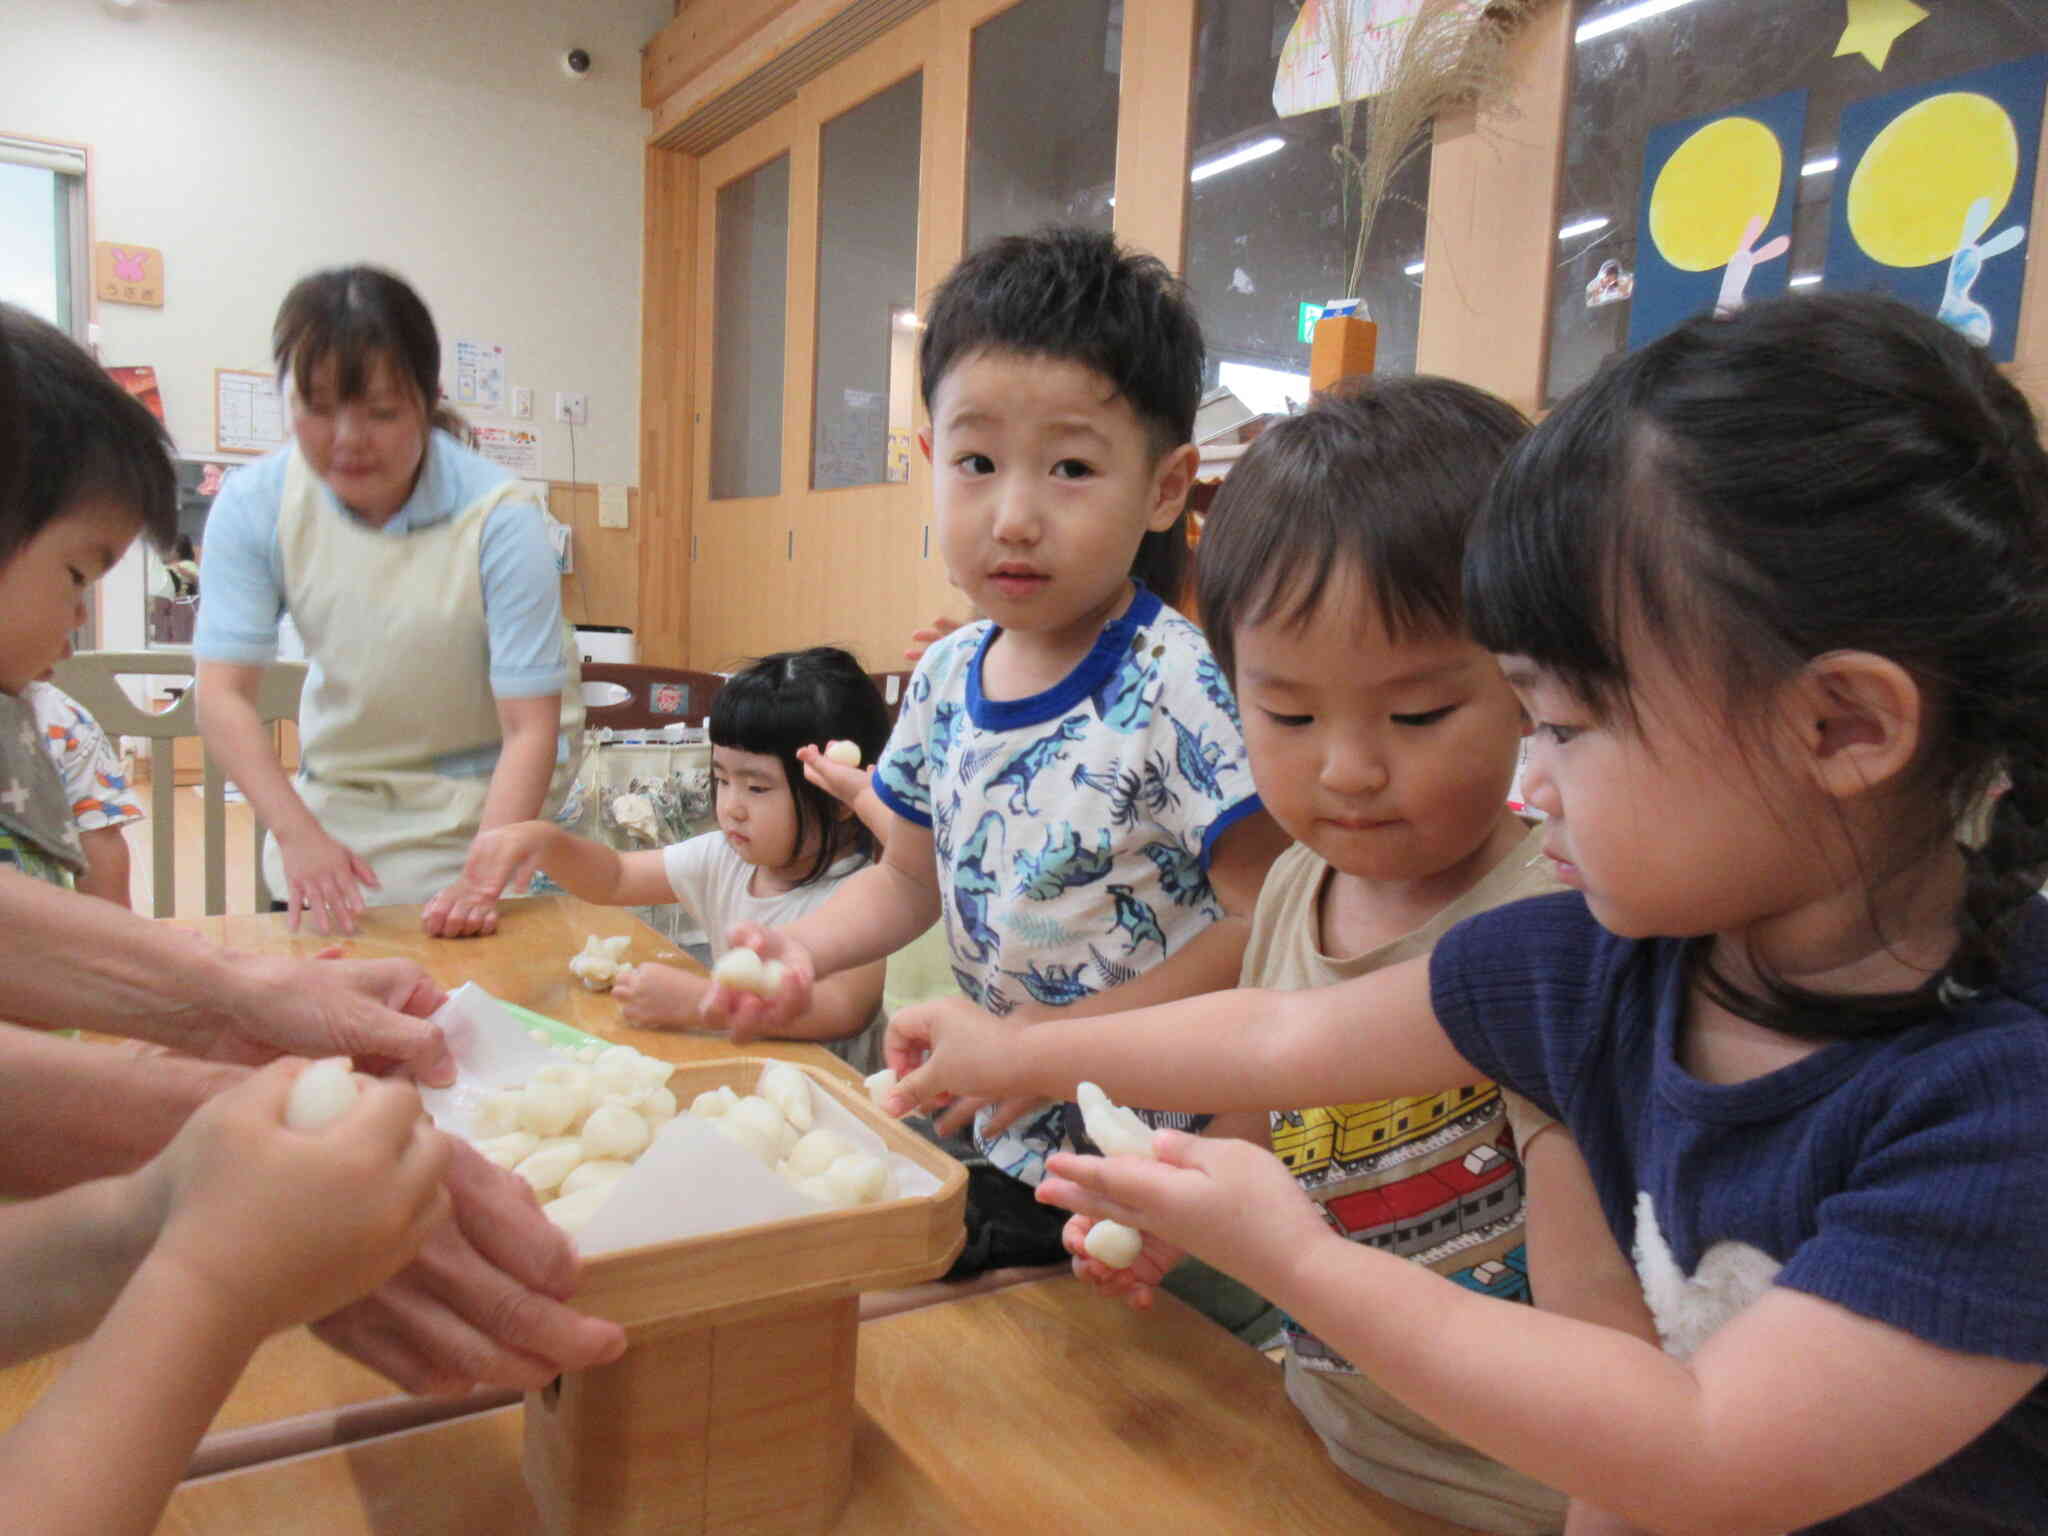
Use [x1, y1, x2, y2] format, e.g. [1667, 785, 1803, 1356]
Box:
[49, 651, 307, 917]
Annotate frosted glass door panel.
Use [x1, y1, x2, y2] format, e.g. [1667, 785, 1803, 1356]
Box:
[711, 153, 791, 501]
[966, 0, 1121, 250]
[813, 72, 923, 491]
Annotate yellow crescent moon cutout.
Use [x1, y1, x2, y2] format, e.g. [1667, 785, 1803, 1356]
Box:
[1847, 92, 2019, 268]
[1648, 117, 1784, 273]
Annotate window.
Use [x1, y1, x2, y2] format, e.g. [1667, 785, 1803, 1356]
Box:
[0, 136, 88, 339]
[710, 153, 792, 501]
[1185, 0, 1431, 401]
[812, 72, 923, 491]
[966, 0, 1121, 250]
[1547, 0, 2048, 405]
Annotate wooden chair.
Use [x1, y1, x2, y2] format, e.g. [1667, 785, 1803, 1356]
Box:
[49, 650, 307, 917]
[579, 662, 726, 729]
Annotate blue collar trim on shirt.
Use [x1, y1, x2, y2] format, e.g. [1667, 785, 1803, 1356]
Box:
[963, 581, 1163, 731]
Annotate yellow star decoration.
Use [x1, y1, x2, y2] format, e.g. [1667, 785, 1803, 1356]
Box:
[1835, 0, 1929, 72]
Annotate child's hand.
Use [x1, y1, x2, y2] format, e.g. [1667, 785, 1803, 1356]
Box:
[424, 822, 554, 938]
[1037, 1131, 1326, 1302]
[275, 824, 380, 936]
[1062, 1211, 1184, 1311]
[142, 1058, 451, 1338]
[884, 994, 1023, 1120]
[795, 743, 871, 811]
[696, 924, 817, 1035]
[612, 960, 700, 1031]
[904, 613, 962, 664]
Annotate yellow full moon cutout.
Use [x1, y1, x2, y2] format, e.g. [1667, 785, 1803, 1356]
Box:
[1649, 117, 1783, 272]
[1848, 93, 2018, 268]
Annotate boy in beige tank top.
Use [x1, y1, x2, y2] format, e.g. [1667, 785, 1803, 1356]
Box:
[1059, 382, 1658, 1534]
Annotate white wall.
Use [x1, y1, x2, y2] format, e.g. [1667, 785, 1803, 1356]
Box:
[7, 0, 672, 646]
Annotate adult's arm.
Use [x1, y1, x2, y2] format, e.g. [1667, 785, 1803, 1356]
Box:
[196, 659, 379, 934]
[0, 1174, 155, 1358]
[0, 870, 450, 1080]
[0, 1023, 623, 1393]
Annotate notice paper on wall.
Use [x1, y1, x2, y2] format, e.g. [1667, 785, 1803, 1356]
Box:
[473, 424, 542, 477]
[454, 337, 506, 411]
[215, 368, 287, 456]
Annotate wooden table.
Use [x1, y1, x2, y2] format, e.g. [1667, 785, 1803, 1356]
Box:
[176, 893, 854, 1079]
[156, 1279, 1475, 1536]
[0, 896, 858, 1469]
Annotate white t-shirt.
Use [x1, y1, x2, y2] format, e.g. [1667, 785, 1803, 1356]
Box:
[660, 831, 883, 1072]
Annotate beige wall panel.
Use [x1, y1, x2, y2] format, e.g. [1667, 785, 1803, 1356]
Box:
[551, 484, 643, 636]
[1414, 0, 1572, 418]
[691, 499, 799, 668]
[640, 144, 698, 668]
[1109, 0, 1195, 273]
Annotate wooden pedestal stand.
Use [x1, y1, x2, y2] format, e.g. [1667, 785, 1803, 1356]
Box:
[1309, 312, 1378, 392]
[523, 1059, 966, 1535]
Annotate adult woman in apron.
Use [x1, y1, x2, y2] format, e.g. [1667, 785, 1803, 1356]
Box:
[195, 267, 581, 937]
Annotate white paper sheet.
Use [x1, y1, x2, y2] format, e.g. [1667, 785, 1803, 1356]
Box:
[423, 983, 939, 1255]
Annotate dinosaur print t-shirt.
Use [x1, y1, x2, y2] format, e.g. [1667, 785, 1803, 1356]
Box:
[873, 582, 1263, 1183]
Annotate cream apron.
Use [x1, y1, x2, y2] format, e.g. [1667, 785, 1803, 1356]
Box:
[264, 448, 583, 905]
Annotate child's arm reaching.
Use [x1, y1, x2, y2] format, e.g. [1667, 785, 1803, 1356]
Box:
[456, 820, 680, 914]
[885, 947, 1482, 1121]
[885, 810, 1288, 1137]
[700, 813, 941, 1032]
[1515, 1121, 1662, 1536]
[796, 744, 893, 850]
[1040, 1132, 2044, 1535]
[0, 1058, 449, 1536]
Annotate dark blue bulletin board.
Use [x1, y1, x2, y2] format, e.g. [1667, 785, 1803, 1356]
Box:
[1824, 55, 2047, 361]
[1626, 90, 1808, 351]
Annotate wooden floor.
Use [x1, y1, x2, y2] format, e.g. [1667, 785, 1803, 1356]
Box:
[121, 787, 267, 919]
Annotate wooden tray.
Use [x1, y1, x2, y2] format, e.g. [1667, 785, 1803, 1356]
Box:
[568, 1057, 966, 1338]
[523, 1058, 966, 1536]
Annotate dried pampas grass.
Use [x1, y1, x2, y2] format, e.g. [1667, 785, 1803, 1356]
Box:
[1325, 0, 1540, 302]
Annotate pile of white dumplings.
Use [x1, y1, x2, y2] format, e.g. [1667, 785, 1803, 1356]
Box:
[688, 1060, 896, 1210]
[470, 1042, 680, 1234]
[568, 933, 634, 992]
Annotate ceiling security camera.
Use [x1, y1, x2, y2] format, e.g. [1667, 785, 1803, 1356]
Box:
[563, 47, 592, 78]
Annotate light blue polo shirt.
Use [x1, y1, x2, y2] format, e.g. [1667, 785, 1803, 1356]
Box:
[194, 430, 571, 700]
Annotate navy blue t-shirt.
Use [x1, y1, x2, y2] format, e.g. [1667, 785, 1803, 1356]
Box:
[1431, 891, 2048, 1535]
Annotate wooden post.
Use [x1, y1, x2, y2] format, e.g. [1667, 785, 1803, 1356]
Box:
[1309, 314, 1379, 392]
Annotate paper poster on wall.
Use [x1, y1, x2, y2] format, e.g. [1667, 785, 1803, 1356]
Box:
[1626, 90, 1807, 351]
[473, 424, 542, 476]
[1271, 0, 1491, 115]
[454, 338, 506, 411]
[106, 365, 165, 422]
[1823, 55, 2045, 360]
[214, 368, 288, 456]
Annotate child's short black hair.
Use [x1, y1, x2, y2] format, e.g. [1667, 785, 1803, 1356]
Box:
[920, 226, 1204, 601]
[1196, 376, 1530, 680]
[710, 646, 893, 888]
[1, 304, 176, 566]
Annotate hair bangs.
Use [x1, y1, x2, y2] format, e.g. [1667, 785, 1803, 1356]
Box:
[1466, 373, 1651, 721]
[273, 268, 439, 409]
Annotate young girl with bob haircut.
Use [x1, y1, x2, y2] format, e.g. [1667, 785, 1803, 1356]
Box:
[459, 647, 895, 1070]
[887, 293, 2048, 1534]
